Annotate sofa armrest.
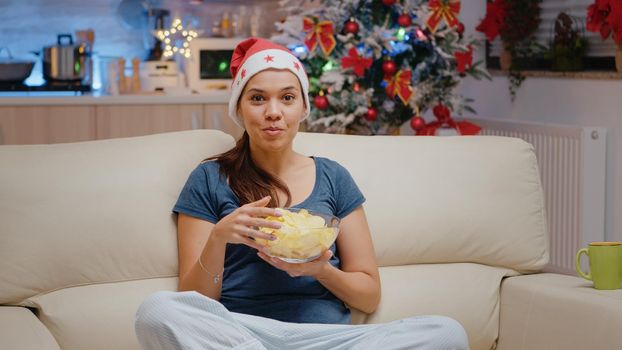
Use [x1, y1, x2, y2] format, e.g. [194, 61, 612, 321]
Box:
[497, 273, 622, 350]
[0, 306, 60, 350]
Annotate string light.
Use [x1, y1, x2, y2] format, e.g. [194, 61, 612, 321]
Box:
[157, 18, 199, 58]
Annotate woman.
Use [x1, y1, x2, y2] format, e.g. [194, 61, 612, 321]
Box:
[135, 38, 468, 350]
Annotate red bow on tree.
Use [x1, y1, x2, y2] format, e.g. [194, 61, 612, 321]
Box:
[417, 104, 481, 135]
[454, 45, 473, 73]
[426, 0, 461, 33]
[385, 69, 414, 105]
[303, 17, 337, 56]
[341, 47, 372, 77]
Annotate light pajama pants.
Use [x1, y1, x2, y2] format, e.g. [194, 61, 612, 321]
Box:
[135, 291, 469, 350]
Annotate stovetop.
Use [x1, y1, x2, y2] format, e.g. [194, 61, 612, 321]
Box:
[0, 81, 92, 94]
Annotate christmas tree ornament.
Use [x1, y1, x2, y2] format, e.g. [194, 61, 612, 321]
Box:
[410, 115, 426, 131]
[454, 45, 473, 74]
[343, 18, 359, 35]
[341, 47, 372, 77]
[303, 17, 337, 55]
[433, 104, 451, 122]
[456, 22, 465, 36]
[382, 0, 396, 6]
[426, 0, 461, 33]
[381, 59, 397, 76]
[397, 13, 413, 28]
[365, 107, 378, 121]
[385, 69, 414, 105]
[314, 91, 329, 110]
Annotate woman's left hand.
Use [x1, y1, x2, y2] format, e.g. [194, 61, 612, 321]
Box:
[257, 250, 333, 278]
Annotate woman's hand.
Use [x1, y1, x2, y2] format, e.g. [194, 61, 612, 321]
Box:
[257, 249, 333, 278]
[209, 196, 282, 252]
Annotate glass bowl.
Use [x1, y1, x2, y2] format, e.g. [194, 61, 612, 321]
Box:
[255, 208, 340, 263]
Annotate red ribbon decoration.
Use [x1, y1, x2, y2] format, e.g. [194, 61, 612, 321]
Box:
[426, 0, 461, 33]
[454, 45, 473, 74]
[303, 17, 337, 56]
[385, 69, 414, 105]
[341, 47, 372, 77]
[417, 118, 481, 136]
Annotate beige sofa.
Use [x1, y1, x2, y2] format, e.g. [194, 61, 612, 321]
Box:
[1, 129, 621, 350]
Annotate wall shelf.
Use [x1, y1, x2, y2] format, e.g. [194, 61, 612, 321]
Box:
[489, 69, 622, 80]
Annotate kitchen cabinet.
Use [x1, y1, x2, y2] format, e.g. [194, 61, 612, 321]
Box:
[203, 104, 244, 140]
[95, 104, 204, 140]
[0, 97, 239, 145]
[0, 106, 95, 145]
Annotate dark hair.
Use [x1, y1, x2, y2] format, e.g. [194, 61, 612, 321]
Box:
[206, 132, 291, 208]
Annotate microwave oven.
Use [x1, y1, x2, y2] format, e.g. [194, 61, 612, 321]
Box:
[186, 37, 243, 93]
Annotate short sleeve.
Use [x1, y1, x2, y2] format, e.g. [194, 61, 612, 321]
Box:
[172, 163, 219, 223]
[334, 163, 366, 219]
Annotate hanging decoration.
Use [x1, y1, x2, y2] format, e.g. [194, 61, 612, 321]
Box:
[341, 47, 373, 77]
[385, 69, 414, 105]
[157, 18, 199, 58]
[426, 0, 461, 33]
[303, 17, 337, 56]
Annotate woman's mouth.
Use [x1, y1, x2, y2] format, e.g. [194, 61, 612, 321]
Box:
[263, 127, 284, 136]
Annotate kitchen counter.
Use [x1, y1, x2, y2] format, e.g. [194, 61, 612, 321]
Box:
[0, 90, 244, 145]
[0, 90, 231, 106]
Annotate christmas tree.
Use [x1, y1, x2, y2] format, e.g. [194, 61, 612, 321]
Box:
[272, 0, 490, 135]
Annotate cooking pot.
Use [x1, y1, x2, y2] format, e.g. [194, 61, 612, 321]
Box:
[0, 47, 35, 83]
[39, 34, 91, 82]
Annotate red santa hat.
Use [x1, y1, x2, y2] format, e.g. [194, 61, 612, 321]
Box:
[228, 37, 310, 127]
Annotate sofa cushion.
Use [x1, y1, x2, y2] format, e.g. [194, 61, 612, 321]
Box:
[293, 132, 549, 273]
[0, 306, 60, 350]
[351, 263, 516, 350]
[23, 277, 177, 350]
[0, 130, 234, 304]
[497, 273, 622, 350]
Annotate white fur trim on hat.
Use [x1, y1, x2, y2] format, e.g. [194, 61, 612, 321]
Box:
[228, 49, 310, 128]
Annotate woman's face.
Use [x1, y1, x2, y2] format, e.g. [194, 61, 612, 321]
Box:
[238, 69, 306, 152]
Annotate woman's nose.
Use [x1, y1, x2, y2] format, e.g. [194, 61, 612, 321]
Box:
[265, 99, 282, 119]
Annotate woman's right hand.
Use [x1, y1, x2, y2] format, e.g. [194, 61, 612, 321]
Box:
[209, 196, 282, 251]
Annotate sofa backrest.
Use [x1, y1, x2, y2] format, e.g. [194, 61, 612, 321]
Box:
[0, 129, 549, 306]
[293, 132, 549, 272]
[0, 130, 234, 305]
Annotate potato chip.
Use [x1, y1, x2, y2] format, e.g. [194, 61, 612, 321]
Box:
[256, 208, 339, 263]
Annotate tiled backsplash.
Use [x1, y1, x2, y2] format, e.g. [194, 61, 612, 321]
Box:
[0, 0, 282, 88]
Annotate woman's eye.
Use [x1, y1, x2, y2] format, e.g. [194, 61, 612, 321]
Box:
[250, 95, 264, 102]
[283, 94, 295, 101]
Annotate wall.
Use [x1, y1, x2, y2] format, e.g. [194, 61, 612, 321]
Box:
[0, 0, 281, 88]
[457, 3, 622, 242]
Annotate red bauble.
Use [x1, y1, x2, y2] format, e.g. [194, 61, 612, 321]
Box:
[314, 94, 329, 110]
[343, 19, 359, 35]
[381, 60, 397, 76]
[365, 107, 378, 121]
[456, 22, 465, 36]
[382, 0, 396, 6]
[433, 104, 451, 122]
[397, 14, 412, 28]
[410, 115, 426, 131]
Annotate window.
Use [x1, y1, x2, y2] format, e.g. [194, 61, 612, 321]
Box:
[486, 0, 617, 71]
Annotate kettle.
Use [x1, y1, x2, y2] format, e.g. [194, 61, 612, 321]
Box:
[35, 34, 92, 83]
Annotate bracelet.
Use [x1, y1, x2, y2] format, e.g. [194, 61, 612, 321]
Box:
[197, 255, 224, 284]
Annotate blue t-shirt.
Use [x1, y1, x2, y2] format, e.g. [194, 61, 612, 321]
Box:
[173, 156, 366, 324]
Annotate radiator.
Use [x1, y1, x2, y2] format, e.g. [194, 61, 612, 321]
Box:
[470, 118, 607, 275]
